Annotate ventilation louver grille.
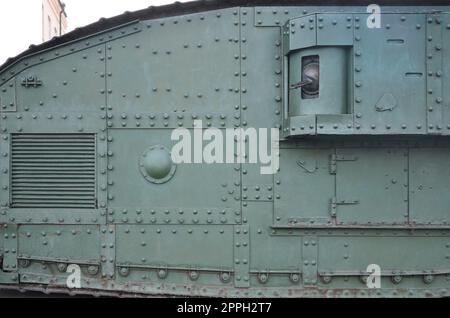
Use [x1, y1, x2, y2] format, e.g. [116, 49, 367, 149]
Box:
[11, 134, 96, 209]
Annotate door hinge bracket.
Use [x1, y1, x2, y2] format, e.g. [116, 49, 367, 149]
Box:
[329, 154, 358, 174]
[330, 197, 359, 216]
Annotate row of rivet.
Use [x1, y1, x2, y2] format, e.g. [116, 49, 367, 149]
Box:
[0, 25, 141, 86]
[0, 212, 106, 224]
[117, 266, 232, 284]
[426, 15, 444, 131]
[255, 7, 309, 26]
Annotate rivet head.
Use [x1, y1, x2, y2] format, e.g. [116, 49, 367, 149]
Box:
[189, 271, 199, 281]
[423, 274, 434, 284]
[258, 273, 268, 284]
[220, 272, 231, 283]
[157, 269, 168, 279]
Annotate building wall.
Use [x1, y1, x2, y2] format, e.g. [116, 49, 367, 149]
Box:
[42, 0, 68, 42]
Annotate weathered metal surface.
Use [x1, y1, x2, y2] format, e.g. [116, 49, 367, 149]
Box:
[1, 1, 450, 298]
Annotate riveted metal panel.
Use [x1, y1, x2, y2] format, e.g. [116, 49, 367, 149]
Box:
[1, 3, 450, 298]
[0, 78, 17, 112]
[241, 8, 282, 129]
[107, 129, 240, 224]
[0, 21, 140, 87]
[116, 225, 233, 270]
[14, 46, 106, 113]
[318, 236, 450, 274]
[2, 224, 18, 272]
[244, 202, 301, 276]
[335, 148, 408, 225]
[18, 225, 101, 264]
[274, 147, 335, 226]
[353, 14, 427, 134]
[409, 148, 450, 225]
[106, 9, 240, 123]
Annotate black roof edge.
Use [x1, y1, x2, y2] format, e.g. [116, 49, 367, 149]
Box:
[1, 0, 449, 71]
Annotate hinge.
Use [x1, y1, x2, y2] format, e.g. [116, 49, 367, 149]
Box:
[329, 154, 358, 174]
[330, 197, 359, 216]
[330, 197, 337, 217]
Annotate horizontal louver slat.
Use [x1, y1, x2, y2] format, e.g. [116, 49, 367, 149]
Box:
[11, 134, 96, 209]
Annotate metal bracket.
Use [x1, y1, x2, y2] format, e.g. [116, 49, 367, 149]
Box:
[234, 225, 250, 288]
[2, 224, 18, 272]
[20, 75, 42, 88]
[297, 159, 318, 173]
[336, 199, 359, 205]
[330, 197, 359, 218]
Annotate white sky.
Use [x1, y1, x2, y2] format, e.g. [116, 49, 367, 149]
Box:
[0, 0, 189, 65]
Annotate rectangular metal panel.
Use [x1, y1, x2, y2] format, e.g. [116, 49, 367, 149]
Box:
[244, 202, 301, 271]
[274, 148, 334, 226]
[336, 148, 408, 225]
[18, 225, 101, 263]
[319, 236, 450, 272]
[106, 9, 240, 118]
[116, 225, 233, 269]
[353, 14, 426, 134]
[14, 46, 105, 113]
[108, 129, 240, 224]
[409, 148, 450, 224]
